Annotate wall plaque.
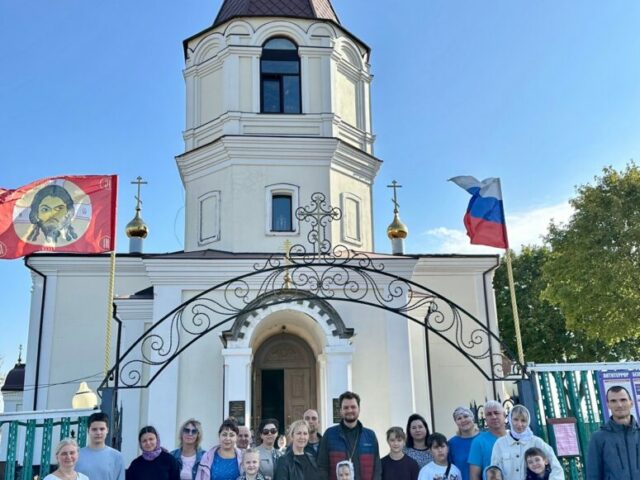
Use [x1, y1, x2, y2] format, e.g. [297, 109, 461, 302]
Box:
[229, 401, 246, 425]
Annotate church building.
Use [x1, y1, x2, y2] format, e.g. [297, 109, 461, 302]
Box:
[9, 0, 511, 463]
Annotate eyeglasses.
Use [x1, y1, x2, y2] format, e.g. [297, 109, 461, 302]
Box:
[183, 427, 198, 435]
[262, 428, 278, 435]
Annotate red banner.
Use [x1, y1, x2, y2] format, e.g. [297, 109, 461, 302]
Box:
[0, 175, 117, 259]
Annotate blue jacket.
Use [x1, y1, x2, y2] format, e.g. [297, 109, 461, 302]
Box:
[170, 447, 205, 480]
[318, 421, 380, 480]
[586, 416, 640, 480]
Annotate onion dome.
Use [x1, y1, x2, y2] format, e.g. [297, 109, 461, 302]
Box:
[1, 357, 25, 393]
[387, 212, 409, 239]
[125, 209, 149, 239]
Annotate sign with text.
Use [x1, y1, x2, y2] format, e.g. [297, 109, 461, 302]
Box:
[548, 417, 580, 457]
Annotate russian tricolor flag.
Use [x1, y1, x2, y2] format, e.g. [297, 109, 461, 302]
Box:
[449, 176, 509, 249]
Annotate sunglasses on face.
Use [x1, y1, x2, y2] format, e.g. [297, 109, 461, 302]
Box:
[183, 427, 198, 435]
[262, 428, 278, 435]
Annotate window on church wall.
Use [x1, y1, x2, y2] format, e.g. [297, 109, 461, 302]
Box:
[261, 37, 301, 114]
[266, 184, 300, 236]
[272, 195, 293, 231]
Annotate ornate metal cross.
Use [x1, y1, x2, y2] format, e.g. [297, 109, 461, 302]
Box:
[295, 192, 342, 254]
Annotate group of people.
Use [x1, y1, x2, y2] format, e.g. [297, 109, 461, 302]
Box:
[42, 386, 640, 480]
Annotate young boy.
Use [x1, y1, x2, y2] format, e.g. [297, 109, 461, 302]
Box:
[484, 466, 504, 480]
[75, 412, 125, 480]
[524, 447, 552, 480]
[381, 426, 420, 480]
[417, 433, 461, 480]
[236, 448, 266, 480]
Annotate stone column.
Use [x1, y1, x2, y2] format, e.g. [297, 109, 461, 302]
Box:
[222, 347, 253, 426]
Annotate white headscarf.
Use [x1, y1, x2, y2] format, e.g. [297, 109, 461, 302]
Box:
[336, 460, 355, 479]
[508, 405, 534, 442]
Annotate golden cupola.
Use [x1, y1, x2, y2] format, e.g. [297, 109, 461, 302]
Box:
[386, 180, 408, 254]
[126, 176, 149, 253]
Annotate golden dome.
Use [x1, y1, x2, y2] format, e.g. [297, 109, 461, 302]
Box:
[387, 213, 408, 239]
[125, 210, 149, 239]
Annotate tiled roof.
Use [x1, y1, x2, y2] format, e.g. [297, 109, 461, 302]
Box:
[213, 0, 340, 27]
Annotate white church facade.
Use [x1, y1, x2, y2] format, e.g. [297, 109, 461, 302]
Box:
[8, 0, 519, 463]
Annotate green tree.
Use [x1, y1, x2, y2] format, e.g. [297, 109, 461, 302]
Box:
[542, 164, 640, 350]
[494, 246, 640, 362]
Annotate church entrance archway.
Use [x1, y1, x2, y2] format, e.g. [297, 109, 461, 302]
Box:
[252, 333, 317, 434]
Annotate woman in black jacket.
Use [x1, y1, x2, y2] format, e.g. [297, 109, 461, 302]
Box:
[273, 420, 321, 480]
[127, 425, 180, 480]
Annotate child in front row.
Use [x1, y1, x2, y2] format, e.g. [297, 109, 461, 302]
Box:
[524, 447, 552, 480]
[336, 460, 354, 480]
[484, 466, 504, 480]
[236, 448, 266, 480]
[381, 426, 419, 480]
[417, 433, 462, 480]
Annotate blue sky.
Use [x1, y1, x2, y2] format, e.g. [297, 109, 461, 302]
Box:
[1, 0, 640, 379]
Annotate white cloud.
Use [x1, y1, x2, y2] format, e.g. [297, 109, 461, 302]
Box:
[422, 201, 573, 254]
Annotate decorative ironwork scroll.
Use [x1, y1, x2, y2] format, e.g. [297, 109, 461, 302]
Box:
[101, 193, 525, 391]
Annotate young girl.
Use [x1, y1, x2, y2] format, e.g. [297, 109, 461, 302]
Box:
[336, 460, 354, 480]
[524, 448, 552, 480]
[490, 406, 564, 480]
[417, 433, 462, 480]
[236, 449, 265, 480]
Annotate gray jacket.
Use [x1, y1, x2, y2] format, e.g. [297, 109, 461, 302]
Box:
[586, 416, 640, 480]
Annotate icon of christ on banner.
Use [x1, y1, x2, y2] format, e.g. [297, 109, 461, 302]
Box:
[0, 175, 117, 259]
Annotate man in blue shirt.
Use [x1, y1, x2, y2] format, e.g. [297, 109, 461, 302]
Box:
[468, 401, 506, 480]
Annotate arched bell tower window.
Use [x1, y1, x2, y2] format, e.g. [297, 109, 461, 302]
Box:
[261, 37, 301, 114]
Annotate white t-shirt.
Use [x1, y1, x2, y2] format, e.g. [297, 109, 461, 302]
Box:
[418, 461, 462, 480]
[180, 453, 196, 480]
[43, 473, 89, 480]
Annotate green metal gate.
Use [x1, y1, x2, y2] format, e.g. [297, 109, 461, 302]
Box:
[527, 362, 640, 480]
[0, 408, 93, 480]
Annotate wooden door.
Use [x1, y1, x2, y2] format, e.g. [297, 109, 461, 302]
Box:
[284, 368, 310, 429]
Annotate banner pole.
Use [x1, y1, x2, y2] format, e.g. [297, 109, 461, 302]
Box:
[505, 249, 525, 366]
[104, 249, 116, 380]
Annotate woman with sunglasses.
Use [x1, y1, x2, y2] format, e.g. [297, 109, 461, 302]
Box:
[171, 419, 206, 480]
[256, 418, 283, 480]
[196, 418, 242, 480]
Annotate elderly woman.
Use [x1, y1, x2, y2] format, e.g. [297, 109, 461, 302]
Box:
[404, 414, 433, 468]
[171, 418, 206, 480]
[43, 438, 88, 480]
[448, 407, 480, 480]
[196, 418, 242, 480]
[273, 420, 321, 480]
[126, 426, 180, 480]
[256, 418, 283, 480]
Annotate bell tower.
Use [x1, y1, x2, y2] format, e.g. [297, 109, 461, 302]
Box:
[177, 0, 381, 253]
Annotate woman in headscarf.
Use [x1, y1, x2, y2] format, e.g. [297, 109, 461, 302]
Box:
[126, 426, 180, 480]
[448, 406, 480, 480]
[490, 405, 564, 480]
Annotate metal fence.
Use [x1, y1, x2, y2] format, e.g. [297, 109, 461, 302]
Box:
[527, 362, 640, 480]
[0, 408, 94, 480]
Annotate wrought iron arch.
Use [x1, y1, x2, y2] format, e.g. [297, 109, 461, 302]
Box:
[100, 193, 526, 394]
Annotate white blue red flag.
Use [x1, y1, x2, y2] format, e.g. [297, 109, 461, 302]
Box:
[449, 176, 509, 249]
